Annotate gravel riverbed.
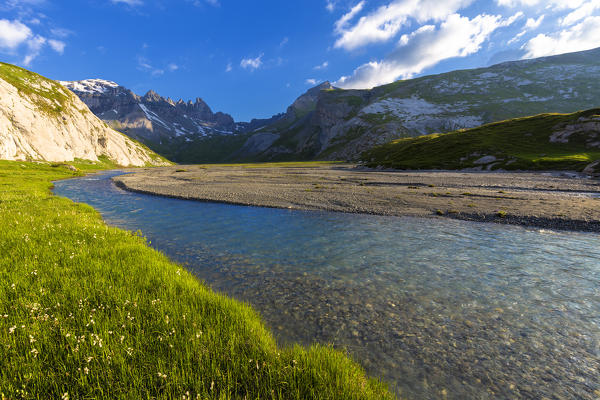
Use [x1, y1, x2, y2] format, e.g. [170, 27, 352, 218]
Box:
[114, 164, 600, 232]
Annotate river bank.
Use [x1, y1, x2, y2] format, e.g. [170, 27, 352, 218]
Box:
[114, 163, 600, 232]
[0, 160, 392, 399]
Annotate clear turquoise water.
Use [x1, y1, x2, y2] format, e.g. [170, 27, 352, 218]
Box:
[53, 171, 600, 399]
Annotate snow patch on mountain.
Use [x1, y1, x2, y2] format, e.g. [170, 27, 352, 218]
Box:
[138, 103, 169, 129]
[60, 79, 119, 94]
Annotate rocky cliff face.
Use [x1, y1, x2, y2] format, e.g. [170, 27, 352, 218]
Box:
[0, 63, 168, 166]
[61, 79, 239, 145]
[239, 47, 600, 161]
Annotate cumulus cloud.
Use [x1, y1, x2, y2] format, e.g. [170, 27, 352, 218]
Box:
[336, 13, 509, 89]
[523, 15, 600, 58]
[525, 15, 544, 29]
[561, 0, 600, 26]
[305, 78, 317, 85]
[0, 19, 66, 65]
[167, 63, 179, 71]
[240, 54, 263, 70]
[334, 0, 473, 51]
[0, 19, 32, 49]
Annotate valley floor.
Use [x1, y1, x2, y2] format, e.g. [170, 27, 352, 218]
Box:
[115, 163, 600, 232]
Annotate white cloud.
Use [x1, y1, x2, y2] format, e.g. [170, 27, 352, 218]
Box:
[314, 61, 329, 70]
[334, 0, 473, 51]
[48, 39, 65, 54]
[523, 15, 600, 58]
[507, 29, 526, 45]
[336, 13, 507, 89]
[334, 1, 365, 34]
[525, 15, 544, 29]
[496, 0, 585, 9]
[137, 56, 166, 76]
[240, 53, 263, 70]
[507, 13, 541, 45]
[0, 19, 66, 65]
[167, 63, 179, 71]
[50, 27, 73, 38]
[0, 19, 32, 49]
[111, 0, 143, 5]
[225, 62, 232, 72]
[561, 0, 600, 26]
[23, 34, 45, 65]
[280, 37, 289, 47]
[205, 0, 220, 6]
[326, 1, 335, 12]
[305, 78, 317, 85]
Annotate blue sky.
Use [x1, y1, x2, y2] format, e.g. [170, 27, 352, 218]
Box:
[1, 0, 599, 121]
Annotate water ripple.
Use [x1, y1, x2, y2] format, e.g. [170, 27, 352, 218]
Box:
[54, 171, 600, 400]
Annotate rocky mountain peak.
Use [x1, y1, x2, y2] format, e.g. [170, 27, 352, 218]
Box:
[62, 78, 238, 144]
[142, 90, 162, 103]
[287, 81, 336, 118]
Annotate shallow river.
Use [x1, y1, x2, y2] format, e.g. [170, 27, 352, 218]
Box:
[53, 171, 600, 399]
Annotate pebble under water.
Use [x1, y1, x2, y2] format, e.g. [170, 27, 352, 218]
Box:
[53, 171, 600, 399]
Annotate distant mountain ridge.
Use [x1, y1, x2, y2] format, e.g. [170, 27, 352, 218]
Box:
[60, 79, 240, 144]
[239, 47, 600, 161]
[0, 63, 168, 166]
[64, 47, 600, 163]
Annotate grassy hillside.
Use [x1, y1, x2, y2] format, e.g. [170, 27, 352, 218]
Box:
[0, 161, 393, 399]
[362, 108, 600, 172]
[0, 62, 71, 116]
[0, 62, 171, 167]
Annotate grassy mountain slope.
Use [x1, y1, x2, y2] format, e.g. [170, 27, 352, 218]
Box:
[0, 160, 393, 399]
[235, 47, 600, 162]
[0, 63, 169, 166]
[362, 108, 600, 172]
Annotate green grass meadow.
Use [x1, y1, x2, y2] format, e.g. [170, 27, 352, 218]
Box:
[0, 161, 393, 399]
[362, 108, 600, 171]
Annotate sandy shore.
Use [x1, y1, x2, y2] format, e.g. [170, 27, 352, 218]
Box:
[114, 164, 600, 232]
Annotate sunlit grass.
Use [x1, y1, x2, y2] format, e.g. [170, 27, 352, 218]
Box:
[363, 108, 600, 171]
[0, 160, 393, 399]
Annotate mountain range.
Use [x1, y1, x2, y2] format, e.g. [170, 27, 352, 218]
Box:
[62, 47, 600, 164]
